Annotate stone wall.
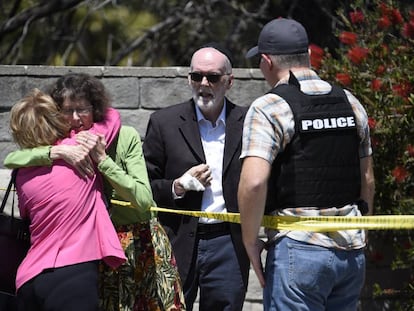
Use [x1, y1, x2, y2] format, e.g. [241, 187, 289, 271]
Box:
[0, 65, 268, 167]
[0, 65, 410, 311]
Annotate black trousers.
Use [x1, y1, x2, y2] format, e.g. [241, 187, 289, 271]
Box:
[184, 233, 246, 311]
[0, 293, 18, 311]
[17, 261, 99, 311]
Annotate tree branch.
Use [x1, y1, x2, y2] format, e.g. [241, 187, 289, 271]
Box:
[110, 14, 183, 65]
[0, 0, 85, 35]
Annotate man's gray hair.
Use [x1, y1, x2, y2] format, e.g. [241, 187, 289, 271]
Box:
[269, 52, 310, 70]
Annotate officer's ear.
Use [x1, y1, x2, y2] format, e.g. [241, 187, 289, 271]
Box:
[261, 54, 273, 69]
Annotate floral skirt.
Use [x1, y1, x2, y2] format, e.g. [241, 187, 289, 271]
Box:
[99, 218, 186, 311]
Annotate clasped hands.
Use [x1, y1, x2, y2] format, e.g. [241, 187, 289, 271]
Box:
[53, 132, 106, 178]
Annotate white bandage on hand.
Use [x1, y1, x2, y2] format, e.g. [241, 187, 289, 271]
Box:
[180, 173, 205, 191]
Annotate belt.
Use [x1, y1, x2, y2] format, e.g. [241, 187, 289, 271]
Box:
[197, 222, 230, 239]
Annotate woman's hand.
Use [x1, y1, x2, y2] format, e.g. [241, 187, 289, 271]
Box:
[50, 144, 94, 178]
[76, 132, 107, 164]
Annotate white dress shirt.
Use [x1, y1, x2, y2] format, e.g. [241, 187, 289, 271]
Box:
[195, 103, 227, 224]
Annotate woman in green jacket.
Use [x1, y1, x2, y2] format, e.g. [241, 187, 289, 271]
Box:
[4, 73, 185, 311]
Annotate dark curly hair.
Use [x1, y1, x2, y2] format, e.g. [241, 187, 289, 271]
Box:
[48, 72, 111, 122]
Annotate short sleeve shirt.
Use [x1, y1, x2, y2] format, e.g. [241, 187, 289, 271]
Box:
[240, 69, 372, 250]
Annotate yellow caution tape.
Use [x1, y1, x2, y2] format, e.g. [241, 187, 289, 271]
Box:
[111, 199, 133, 206]
[3, 191, 410, 231]
[0, 188, 14, 192]
[110, 199, 414, 232]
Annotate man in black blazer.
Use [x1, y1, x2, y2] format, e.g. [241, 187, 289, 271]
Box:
[143, 45, 249, 310]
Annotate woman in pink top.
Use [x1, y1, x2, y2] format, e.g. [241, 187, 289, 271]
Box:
[9, 88, 126, 311]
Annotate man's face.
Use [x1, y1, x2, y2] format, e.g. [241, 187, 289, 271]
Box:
[188, 48, 233, 117]
[60, 98, 94, 133]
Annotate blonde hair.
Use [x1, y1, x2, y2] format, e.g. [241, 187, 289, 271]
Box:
[10, 88, 70, 148]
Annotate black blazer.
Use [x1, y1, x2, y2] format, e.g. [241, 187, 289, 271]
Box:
[143, 98, 250, 288]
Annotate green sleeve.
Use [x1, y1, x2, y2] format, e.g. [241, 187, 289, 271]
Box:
[98, 126, 154, 225]
[4, 146, 52, 168]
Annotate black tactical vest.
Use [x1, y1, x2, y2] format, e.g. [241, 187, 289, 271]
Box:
[265, 73, 361, 213]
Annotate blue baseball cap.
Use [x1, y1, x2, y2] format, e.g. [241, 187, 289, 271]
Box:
[246, 18, 309, 58]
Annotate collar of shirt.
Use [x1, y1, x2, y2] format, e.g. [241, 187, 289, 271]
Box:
[275, 69, 332, 95]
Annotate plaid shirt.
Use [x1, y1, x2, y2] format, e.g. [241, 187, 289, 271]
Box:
[241, 69, 372, 250]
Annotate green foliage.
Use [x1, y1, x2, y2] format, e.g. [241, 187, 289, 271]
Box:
[0, 0, 344, 66]
[314, 0, 414, 308]
[316, 0, 414, 216]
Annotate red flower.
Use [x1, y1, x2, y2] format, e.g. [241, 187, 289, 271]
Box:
[336, 73, 352, 86]
[378, 16, 391, 29]
[407, 144, 414, 157]
[380, 3, 391, 16]
[402, 21, 414, 39]
[392, 83, 412, 99]
[371, 78, 382, 91]
[376, 65, 386, 75]
[368, 117, 376, 130]
[379, 3, 403, 25]
[392, 166, 409, 183]
[347, 46, 369, 64]
[339, 31, 358, 45]
[390, 8, 403, 24]
[309, 44, 324, 69]
[350, 10, 364, 24]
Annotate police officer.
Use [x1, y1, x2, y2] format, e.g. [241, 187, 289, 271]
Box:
[238, 18, 375, 311]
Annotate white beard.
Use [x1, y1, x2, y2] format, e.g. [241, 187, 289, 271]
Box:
[193, 93, 215, 114]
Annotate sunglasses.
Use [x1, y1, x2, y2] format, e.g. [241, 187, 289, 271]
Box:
[189, 72, 224, 83]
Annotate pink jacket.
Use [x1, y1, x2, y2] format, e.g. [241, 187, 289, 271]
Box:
[15, 108, 126, 291]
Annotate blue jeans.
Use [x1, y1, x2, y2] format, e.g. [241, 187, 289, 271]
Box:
[264, 237, 365, 311]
